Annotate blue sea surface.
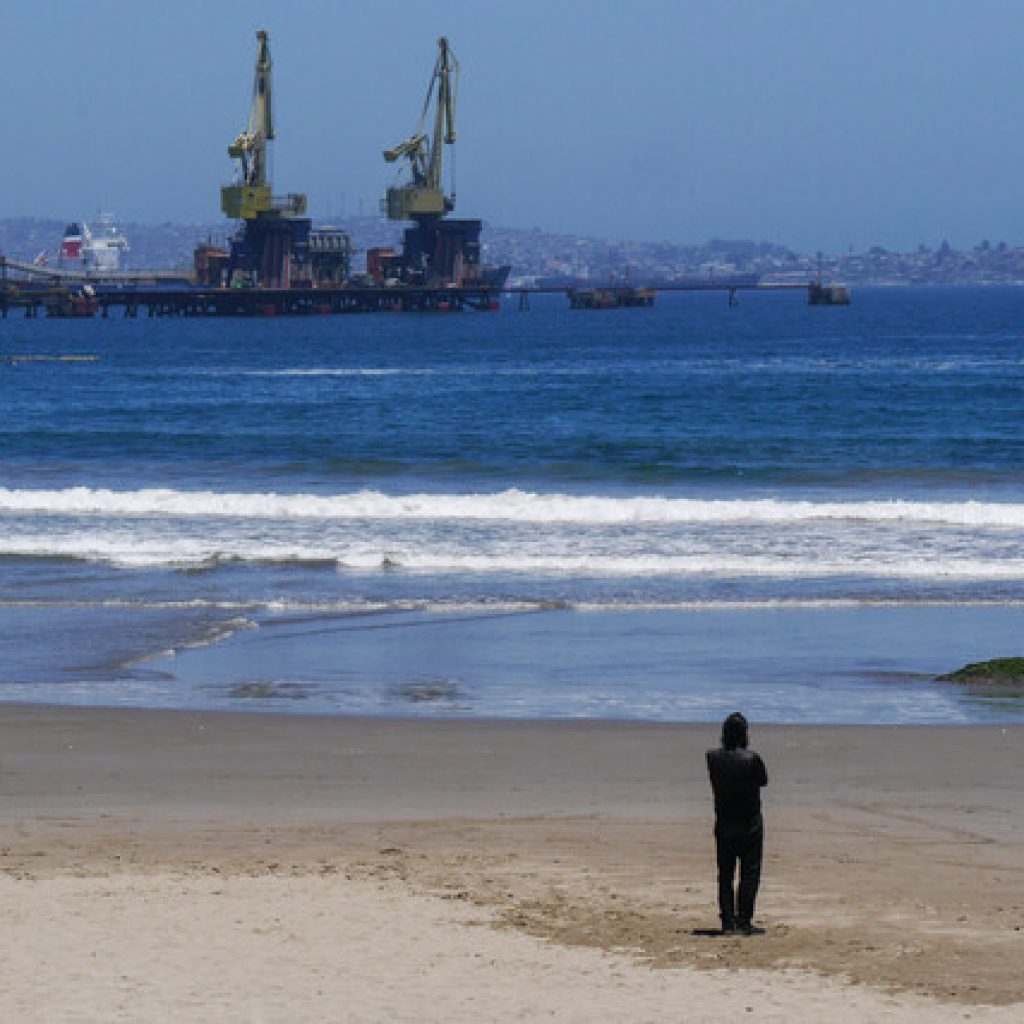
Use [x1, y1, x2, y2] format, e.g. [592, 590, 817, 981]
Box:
[2, 287, 1023, 722]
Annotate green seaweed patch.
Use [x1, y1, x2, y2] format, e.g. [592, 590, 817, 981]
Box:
[937, 658, 1024, 688]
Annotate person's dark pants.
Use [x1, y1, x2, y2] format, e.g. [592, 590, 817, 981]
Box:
[715, 823, 763, 929]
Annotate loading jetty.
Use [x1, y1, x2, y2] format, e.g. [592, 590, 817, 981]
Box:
[0, 260, 502, 318]
[1, 260, 840, 319]
[511, 279, 823, 312]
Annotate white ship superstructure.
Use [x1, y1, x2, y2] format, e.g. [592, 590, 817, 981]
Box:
[58, 214, 130, 272]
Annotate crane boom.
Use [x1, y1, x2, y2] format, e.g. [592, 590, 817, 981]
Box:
[383, 37, 459, 221]
[428, 36, 457, 189]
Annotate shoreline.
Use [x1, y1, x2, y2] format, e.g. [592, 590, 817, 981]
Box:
[0, 694, 1021, 726]
[11, 600, 1020, 724]
[0, 704, 1021, 1018]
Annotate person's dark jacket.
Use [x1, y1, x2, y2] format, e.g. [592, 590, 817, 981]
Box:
[706, 747, 768, 836]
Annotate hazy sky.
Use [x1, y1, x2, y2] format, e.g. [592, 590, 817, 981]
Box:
[2, 0, 1022, 252]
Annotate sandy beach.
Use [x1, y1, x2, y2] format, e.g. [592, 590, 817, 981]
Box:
[0, 706, 1021, 1021]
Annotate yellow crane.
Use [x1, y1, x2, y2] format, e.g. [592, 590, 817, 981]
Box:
[221, 30, 306, 221]
[383, 37, 459, 221]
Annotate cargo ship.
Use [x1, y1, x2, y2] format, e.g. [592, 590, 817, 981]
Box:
[56, 214, 130, 272]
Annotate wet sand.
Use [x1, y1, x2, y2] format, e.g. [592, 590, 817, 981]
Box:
[0, 706, 1021, 1021]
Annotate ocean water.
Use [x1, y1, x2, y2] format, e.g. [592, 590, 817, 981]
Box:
[2, 287, 1023, 723]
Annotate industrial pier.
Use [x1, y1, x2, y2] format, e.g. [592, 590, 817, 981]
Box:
[0, 270, 500, 318]
[0, 257, 846, 318]
[1, 31, 848, 319]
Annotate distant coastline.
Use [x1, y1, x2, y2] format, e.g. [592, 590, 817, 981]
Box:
[2, 216, 1023, 287]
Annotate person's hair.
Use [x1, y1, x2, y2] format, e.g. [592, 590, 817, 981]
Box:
[721, 712, 749, 751]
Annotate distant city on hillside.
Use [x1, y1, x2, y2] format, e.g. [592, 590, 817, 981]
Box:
[3, 216, 1024, 286]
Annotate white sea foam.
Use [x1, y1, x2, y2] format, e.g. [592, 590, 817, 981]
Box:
[3, 531, 1024, 577]
[210, 356, 1024, 379]
[3, 485, 1023, 585]
[332, 552, 1024, 579]
[241, 368, 437, 377]
[4, 596, 1024, 613]
[3, 485, 1024, 528]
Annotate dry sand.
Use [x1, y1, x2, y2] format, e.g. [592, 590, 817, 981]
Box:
[0, 706, 1021, 1021]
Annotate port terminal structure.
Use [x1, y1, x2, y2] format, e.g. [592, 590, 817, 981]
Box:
[0, 31, 849, 319]
[0, 254, 504, 317]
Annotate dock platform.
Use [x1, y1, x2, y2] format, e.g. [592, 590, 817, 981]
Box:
[2, 256, 846, 318]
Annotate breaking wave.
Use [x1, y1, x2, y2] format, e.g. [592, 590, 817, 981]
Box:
[3, 596, 1024, 613]
[3, 485, 1024, 528]
[3, 485, 1024, 588]
[3, 534, 1024, 578]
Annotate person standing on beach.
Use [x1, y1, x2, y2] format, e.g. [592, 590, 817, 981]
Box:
[706, 712, 768, 936]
